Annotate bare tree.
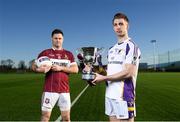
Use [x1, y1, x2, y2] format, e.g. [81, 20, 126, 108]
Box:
[6, 59, 15, 69]
[1, 60, 6, 66]
[0, 60, 6, 70]
[0, 59, 15, 71]
[18, 60, 26, 70]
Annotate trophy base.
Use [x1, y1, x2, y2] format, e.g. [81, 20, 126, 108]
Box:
[82, 73, 95, 80]
[82, 73, 96, 86]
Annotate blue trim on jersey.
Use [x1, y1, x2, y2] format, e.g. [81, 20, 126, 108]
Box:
[109, 46, 113, 50]
[126, 43, 130, 56]
[129, 39, 140, 57]
[118, 42, 124, 45]
[127, 39, 141, 60]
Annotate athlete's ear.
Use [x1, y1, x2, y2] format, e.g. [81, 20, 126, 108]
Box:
[127, 22, 129, 30]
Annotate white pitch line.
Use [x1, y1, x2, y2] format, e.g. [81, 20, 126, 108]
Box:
[55, 84, 89, 122]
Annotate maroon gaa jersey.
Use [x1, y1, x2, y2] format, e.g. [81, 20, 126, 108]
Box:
[38, 48, 76, 93]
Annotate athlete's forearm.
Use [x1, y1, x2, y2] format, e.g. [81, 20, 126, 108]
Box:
[105, 64, 135, 82]
[62, 65, 79, 74]
[105, 69, 131, 82]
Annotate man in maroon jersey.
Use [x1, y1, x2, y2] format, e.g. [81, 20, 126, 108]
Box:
[32, 29, 78, 122]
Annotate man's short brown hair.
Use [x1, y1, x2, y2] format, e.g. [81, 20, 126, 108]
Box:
[51, 29, 64, 37]
[112, 12, 129, 24]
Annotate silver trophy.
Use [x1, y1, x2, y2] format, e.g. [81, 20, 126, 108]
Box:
[77, 47, 104, 84]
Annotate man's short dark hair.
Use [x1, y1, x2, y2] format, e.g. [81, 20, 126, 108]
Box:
[112, 12, 129, 24]
[51, 29, 64, 37]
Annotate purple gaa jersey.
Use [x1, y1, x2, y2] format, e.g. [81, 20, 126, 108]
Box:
[106, 38, 141, 101]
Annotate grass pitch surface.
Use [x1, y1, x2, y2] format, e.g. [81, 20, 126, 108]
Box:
[0, 72, 180, 121]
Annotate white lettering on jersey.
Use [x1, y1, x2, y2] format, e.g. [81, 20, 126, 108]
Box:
[50, 59, 70, 67]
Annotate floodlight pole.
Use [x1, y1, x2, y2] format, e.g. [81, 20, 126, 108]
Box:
[151, 40, 156, 71]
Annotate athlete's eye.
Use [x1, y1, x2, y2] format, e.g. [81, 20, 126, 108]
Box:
[54, 38, 62, 40]
[118, 22, 124, 26]
[113, 23, 118, 26]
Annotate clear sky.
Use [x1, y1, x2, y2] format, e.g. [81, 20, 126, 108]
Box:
[0, 0, 180, 66]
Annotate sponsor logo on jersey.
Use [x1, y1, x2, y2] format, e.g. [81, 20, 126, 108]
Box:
[64, 54, 69, 60]
[110, 51, 113, 54]
[51, 59, 70, 67]
[56, 54, 62, 59]
[108, 61, 123, 64]
[115, 48, 119, 53]
[45, 98, 50, 104]
[111, 57, 115, 60]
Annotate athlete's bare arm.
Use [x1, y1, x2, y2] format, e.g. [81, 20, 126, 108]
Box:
[92, 63, 136, 84]
[51, 63, 79, 73]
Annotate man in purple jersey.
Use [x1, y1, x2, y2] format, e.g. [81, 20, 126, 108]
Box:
[32, 29, 78, 122]
[85, 12, 141, 122]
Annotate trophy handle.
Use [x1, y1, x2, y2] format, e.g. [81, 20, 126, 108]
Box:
[96, 47, 105, 55]
[76, 48, 83, 54]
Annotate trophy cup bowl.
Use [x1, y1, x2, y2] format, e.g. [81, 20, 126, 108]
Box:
[77, 47, 104, 86]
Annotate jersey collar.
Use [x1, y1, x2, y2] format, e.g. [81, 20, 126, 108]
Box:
[117, 37, 131, 45]
[52, 47, 63, 51]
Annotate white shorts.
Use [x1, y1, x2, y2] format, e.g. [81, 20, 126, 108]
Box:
[41, 92, 71, 112]
[105, 97, 136, 119]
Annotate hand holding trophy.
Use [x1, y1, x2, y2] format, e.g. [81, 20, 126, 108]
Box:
[77, 47, 104, 86]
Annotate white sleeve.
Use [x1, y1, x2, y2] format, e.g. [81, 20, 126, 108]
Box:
[124, 43, 140, 65]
